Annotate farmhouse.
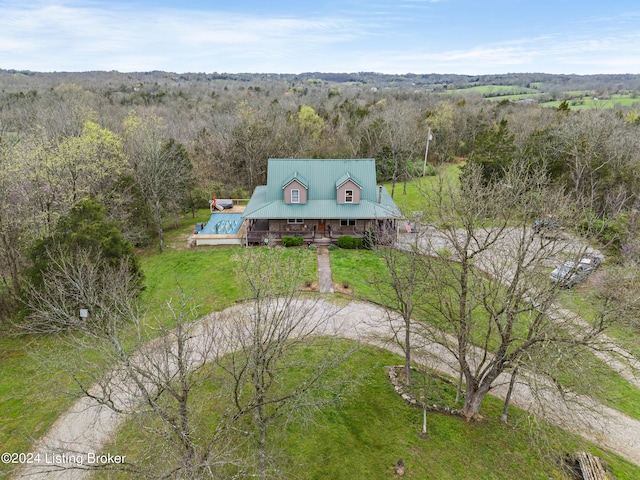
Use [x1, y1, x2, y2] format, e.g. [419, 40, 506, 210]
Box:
[242, 158, 402, 244]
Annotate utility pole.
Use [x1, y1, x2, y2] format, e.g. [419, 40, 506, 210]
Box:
[423, 128, 432, 176]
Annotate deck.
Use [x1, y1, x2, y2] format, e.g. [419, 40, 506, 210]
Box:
[245, 224, 396, 246]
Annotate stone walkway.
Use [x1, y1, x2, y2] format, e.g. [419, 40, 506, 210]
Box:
[316, 246, 334, 293]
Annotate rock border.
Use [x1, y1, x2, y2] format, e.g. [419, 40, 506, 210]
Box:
[384, 365, 465, 417]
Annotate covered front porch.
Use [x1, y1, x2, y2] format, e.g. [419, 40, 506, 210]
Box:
[244, 218, 398, 245]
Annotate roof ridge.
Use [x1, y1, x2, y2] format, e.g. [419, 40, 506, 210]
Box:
[242, 199, 279, 217]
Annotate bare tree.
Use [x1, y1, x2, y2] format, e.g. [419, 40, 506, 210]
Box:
[23, 245, 140, 334]
[92, 294, 250, 480]
[413, 163, 607, 420]
[377, 101, 422, 197]
[216, 248, 354, 479]
[371, 240, 424, 387]
[123, 111, 194, 252]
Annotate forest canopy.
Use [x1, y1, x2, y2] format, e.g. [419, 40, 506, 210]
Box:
[1, 70, 640, 319]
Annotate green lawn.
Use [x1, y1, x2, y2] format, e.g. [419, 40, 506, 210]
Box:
[285, 348, 640, 480]
[96, 344, 640, 479]
[330, 248, 640, 420]
[139, 245, 243, 317]
[0, 335, 81, 459]
[2, 206, 640, 477]
[383, 162, 462, 220]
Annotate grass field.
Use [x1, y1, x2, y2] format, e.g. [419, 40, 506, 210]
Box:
[383, 162, 462, 220]
[445, 85, 539, 97]
[95, 343, 640, 479]
[2, 196, 640, 478]
[439, 84, 640, 110]
[330, 248, 640, 420]
[542, 95, 640, 110]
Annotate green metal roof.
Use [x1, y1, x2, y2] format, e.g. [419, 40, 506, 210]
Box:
[335, 171, 362, 189]
[265, 159, 378, 202]
[281, 171, 309, 189]
[242, 159, 402, 220]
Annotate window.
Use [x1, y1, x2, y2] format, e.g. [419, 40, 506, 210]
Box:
[291, 189, 300, 203]
[340, 219, 356, 226]
[287, 219, 304, 224]
[345, 189, 354, 203]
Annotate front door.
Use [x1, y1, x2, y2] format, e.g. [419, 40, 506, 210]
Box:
[318, 219, 326, 234]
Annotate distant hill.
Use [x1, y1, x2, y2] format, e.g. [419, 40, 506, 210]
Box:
[2, 69, 639, 93]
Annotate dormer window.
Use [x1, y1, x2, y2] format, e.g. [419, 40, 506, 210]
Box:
[336, 172, 361, 205]
[345, 190, 354, 203]
[282, 172, 308, 204]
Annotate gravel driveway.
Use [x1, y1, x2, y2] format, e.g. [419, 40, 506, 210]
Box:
[13, 298, 640, 479]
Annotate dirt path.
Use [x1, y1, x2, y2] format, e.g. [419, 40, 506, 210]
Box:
[547, 305, 640, 389]
[13, 298, 640, 479]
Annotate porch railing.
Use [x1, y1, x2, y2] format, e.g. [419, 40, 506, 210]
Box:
[246, 228, 375, 244]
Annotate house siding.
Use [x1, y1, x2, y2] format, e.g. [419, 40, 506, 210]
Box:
[243, 159, 401, 245]
[269, 219, 311, 233]
[337, 180, 361, 204]
[283, 180, 308, 204]
[328, 218, 375, 235]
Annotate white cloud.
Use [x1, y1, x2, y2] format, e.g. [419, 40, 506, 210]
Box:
[0, 2, 364, 71]
[0, 0, 639, 73]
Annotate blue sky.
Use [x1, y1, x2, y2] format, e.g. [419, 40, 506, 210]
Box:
[1, 0, 639, 74]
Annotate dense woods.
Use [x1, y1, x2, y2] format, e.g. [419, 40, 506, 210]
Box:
[2, 70, 640, 478]
[1, 70, 640, 320]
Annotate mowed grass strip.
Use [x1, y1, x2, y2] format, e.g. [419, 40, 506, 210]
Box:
[558, 288, 640, 359]
[0, 335, 78, 459]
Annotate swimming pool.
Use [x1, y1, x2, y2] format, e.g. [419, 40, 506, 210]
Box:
[197, 213, 243, 235]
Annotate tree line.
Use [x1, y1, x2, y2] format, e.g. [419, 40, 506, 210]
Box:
[1, 72, 640, 316]
[2, 71, 640, 477]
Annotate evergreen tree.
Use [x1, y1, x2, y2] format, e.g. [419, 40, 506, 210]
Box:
[26, 198, 141, 291]
[462, 118, 515, 185]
